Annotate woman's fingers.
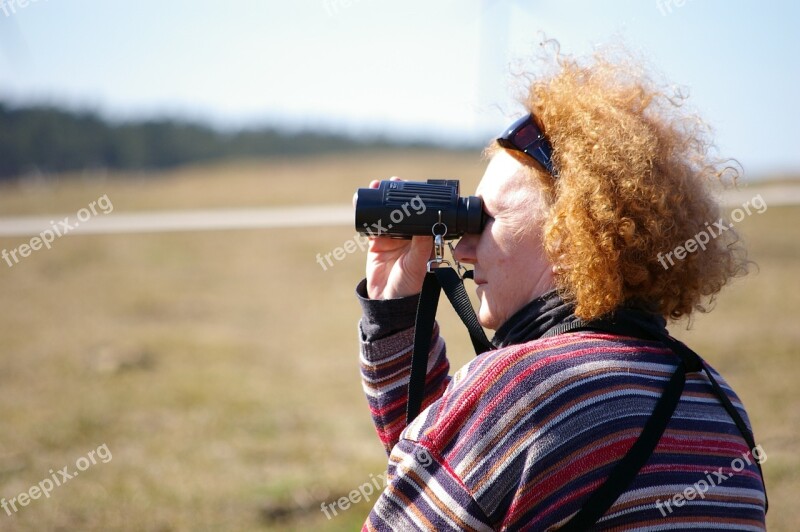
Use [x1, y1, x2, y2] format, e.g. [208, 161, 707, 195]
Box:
[368, 236, 408, 253]
[407, 236, 434, 267]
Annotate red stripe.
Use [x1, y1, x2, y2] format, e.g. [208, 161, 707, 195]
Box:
[442, 340, 673, 457]
[505, 436, 638, 526]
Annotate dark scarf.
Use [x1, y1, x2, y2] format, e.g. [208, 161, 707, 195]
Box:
[491, 289, 669, 348]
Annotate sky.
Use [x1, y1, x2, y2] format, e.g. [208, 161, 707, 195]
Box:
[0, 0, 798, 178]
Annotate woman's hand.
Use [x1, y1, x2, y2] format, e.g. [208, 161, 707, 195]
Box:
[356, 178, 432, 300]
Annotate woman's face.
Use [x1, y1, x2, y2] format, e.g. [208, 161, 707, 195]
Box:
[454, 150, 555, 330]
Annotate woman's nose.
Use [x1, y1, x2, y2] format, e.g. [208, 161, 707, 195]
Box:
[454, 234, 478, 264]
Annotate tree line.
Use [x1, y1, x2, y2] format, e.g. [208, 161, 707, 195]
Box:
[0, 102, 437, 180]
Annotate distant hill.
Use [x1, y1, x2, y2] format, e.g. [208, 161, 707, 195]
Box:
[0, 103, 445, 180]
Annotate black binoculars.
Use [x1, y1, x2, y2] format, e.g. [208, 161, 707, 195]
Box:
[354, 179, 485, 240]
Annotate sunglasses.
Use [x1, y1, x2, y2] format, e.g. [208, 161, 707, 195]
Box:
[496, 113, 556, 176]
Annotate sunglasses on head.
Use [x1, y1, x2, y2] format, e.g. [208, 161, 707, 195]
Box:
[496, 113, 556, 176]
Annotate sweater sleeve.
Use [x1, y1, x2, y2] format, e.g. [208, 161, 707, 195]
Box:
[363, 439, 493, 532]
[357, 279, 451, 455]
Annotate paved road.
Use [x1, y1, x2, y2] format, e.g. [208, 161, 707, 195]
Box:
[0, 205, 354, 237]
[0, 185, 798, 237]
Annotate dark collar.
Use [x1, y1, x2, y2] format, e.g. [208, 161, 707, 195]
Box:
[491, 289, 668, 348]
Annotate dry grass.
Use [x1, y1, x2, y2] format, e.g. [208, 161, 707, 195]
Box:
[0, 153, 796, 530]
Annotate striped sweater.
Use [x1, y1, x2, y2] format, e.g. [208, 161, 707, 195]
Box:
[357, 287, 766, 530]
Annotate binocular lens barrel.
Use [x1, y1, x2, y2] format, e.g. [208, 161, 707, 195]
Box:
[354, 179, 485, 239]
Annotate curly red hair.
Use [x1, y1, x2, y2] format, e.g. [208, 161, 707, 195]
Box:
[498, 45, 748, 320]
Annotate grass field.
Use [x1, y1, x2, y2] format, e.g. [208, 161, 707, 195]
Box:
[0, 152, 797, 530]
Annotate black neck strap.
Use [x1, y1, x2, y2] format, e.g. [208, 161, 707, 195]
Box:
[407, 267, 493, 424]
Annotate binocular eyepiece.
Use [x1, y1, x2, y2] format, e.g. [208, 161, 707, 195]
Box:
[354, 179, 485, 240]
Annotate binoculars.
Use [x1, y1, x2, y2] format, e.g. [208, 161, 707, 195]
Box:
[354, 179, 485, 240]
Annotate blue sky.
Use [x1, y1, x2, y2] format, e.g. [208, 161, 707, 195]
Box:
[0, 0, 797, 177]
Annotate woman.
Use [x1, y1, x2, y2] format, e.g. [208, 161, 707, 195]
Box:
[355, 50, 766, 530]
